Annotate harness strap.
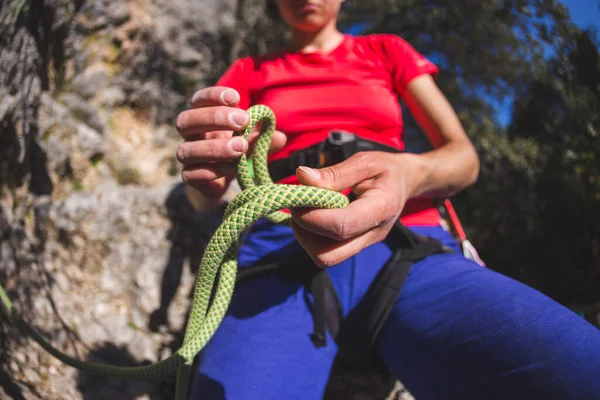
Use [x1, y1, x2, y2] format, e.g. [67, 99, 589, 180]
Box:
[236, 222, 453, 352]
[268, 131, 401, 182]
[338, 222, 453, 355]
[237, 252, 342, 348]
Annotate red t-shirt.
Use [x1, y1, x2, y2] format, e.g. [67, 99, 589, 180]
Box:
[218, 33, 441, 226]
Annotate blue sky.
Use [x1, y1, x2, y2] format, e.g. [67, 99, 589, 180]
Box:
[562, 0, 600, 32]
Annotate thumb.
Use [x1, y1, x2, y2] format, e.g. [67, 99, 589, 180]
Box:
[296, 154, 377, 191]
[247, 128, 287, 155]
[269, 130, 287, 154]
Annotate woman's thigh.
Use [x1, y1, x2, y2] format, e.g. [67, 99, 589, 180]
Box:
[190, 275, 338, 400]
[377, 252, 600, 400]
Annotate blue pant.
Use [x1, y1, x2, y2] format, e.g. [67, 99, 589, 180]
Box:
[190, 222, 600, 399]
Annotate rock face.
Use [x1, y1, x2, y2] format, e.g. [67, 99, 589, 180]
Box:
[0, 1, 413, 399]
[0, 1, 232, 398]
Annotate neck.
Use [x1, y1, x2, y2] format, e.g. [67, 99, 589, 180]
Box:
[290, 22, 344, 54]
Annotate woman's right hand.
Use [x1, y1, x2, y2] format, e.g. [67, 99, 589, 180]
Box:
[176, 86, 287, 202]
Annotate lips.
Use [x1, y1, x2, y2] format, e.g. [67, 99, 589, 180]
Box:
[297, 1, 320, 12]
[301, 3, 318, 10]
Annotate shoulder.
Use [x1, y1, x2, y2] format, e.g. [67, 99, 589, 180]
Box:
[225, 56, 255, 74]
[226, 50, 290, 74]
[349, 33, 422, 74]
[351, 33, 414, 54]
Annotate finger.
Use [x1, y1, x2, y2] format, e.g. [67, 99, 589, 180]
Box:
[204, 130, 235, 140]
[177, 130, 234, 142]
[177, 137, 248, 165]
[291, 219, 385, 268]
[181, 163, 235, 182]
[246, 129, 288, 155]
[176, 106, 249, 138]
[270, 130, 287, 153]
[190, 87, 241, 108]
[295, 152, 379, 192]
[184, 176, 232, 200]
[290, 188, 398, 240]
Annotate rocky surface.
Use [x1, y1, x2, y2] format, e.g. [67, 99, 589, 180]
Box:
[0, 0, 414, 399]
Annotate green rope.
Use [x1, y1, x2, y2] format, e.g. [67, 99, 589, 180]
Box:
[0, 105, 349, 399]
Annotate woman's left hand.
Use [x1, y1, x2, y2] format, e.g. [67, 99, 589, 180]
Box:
[291, 151, 422, 267]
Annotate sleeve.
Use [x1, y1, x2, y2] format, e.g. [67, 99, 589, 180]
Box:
[379, 34, 439, 97]
[216, 57, 254, 110]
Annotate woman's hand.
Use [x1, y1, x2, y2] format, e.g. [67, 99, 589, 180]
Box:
[176, 86, 287, 203]
[291, 151, 427, 268]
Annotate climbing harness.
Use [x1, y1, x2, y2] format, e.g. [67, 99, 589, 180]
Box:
[235, 129, 458, 397]
[0, 105, 349, 399]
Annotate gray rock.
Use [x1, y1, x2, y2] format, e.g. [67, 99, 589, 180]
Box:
[81, 0, 131, 31]
[59, 93, 106, 133]
[97, 87, 126, 107]
[44, 134, 72, 177]
[0, 93, 19, 121]
[172, 47, 203, 67]
[53, 272, 70, 292]
[38, 93, 70, 133]
[24, 368, 41, 383]
[9, 361, 19, 373]
[71, 64, 111, 100]
[129, 81, 161, 110]
[101, 267, 127, 294]
[77, 123, 104, 159]
[104, 2, 130, 26]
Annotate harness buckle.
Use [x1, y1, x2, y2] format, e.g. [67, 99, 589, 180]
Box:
[327, 130, 357, 146]
[320, 130, 359, 167]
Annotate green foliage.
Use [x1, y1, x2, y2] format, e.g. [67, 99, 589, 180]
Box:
[488, 29, 600, 305]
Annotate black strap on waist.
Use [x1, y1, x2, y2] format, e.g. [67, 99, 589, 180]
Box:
[267, 130, 401, 182]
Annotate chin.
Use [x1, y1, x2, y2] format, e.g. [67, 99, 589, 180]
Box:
[292, 16, 328, 31]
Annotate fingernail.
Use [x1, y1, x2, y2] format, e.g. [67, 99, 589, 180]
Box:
[298, 166, 321, 179]
[229, 137, 247, 154]
[229, 110, 249, 128]
[220, 89, 239, 105]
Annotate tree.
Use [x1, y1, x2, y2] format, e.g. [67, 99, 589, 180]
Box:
[338, 0, 600, 312]
[495, 28, 600, 306]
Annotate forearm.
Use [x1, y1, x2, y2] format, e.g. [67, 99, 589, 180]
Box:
[402, 139, 480, 199]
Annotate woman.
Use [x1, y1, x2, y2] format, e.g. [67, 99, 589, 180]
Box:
[175, 1, 600, 399]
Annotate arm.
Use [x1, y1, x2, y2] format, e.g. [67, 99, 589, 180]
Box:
[399, 74, 480, 199]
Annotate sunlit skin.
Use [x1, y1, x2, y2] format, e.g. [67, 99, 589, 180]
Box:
[175, 0, 480, 267]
